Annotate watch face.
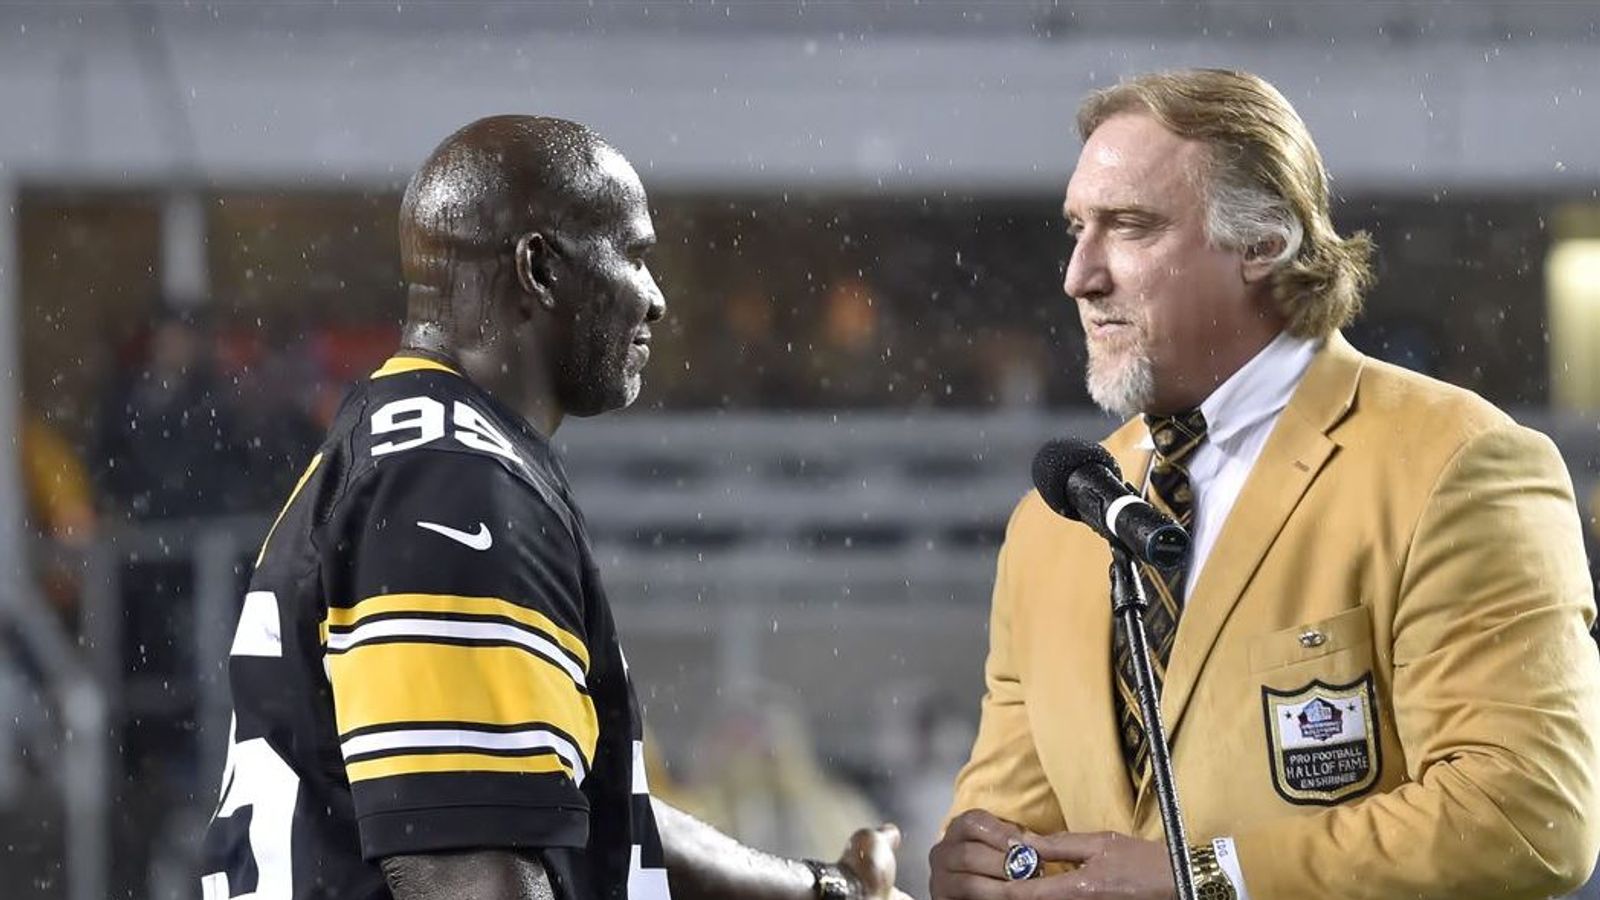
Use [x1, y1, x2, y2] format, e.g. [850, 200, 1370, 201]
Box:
[1003, 843, 1041, 881]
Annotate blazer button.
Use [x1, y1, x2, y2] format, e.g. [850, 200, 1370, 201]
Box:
[1298, 629, 1327, 648]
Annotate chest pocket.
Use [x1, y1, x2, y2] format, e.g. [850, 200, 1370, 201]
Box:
[1249, 606, 1374, 682]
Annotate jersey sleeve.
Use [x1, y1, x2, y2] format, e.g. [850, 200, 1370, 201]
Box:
[319, 446, 595, 861]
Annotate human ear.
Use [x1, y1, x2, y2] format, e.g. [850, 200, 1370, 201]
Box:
[515, 232, 559, 310]
[1241, 236, 1285, 285]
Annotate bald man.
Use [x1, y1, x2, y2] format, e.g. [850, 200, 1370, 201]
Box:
[200, 117, 910, 900]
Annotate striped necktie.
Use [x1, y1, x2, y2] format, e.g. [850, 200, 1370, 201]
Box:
[1112, 408, 1207, 787]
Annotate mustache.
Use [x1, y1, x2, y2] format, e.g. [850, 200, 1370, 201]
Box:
[1085, 312, 1138, 328]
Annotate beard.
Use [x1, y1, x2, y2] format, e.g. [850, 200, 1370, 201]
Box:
[556, 325, 646, 417]
[616, 368, 643, 410]
[1085, 337, 1154, 419]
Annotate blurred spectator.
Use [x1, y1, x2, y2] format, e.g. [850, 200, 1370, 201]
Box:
[20, 411, 98, 622]
[678, 684, 883, 861]
[22, 411, 97, 543]
[92, 308, 250, 520]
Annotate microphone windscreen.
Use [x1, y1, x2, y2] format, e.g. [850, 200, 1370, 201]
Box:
[1031, 438, 1120, 521]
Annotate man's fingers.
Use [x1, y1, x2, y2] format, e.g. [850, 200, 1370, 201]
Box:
[945, 809, 1025, 851]
[1009, 869, 1096, 900]
[930, 820, 1023, 900]
[938, 841, 1007, 878]
[842, 824, 900, 890]
[846, 823, 898, 860]
[1020, 830, 1113, 864]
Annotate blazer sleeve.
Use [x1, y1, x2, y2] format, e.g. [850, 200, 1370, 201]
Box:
[944, 499, 1069, 835]
[1231, 424, 1600, 899]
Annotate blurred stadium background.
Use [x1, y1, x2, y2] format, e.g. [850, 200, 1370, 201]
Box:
[1, 2, 1599, 898]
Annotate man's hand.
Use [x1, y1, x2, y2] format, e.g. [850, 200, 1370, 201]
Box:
[929, 809, 1026, 900]
[837, 824, 915, 900]
[931, 816, 1176, 900]
[656, 798, 914, 900]
[1027, 831, 1175, 900]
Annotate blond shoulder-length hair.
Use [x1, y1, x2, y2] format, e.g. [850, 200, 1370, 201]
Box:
[1078, 69, 1374, 339]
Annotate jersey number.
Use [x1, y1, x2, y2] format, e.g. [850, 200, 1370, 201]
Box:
[370, 396, 519, 463]
[201, 719, 299, 899]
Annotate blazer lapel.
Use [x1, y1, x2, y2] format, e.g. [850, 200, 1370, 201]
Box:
[1136, 334, 1365, 807]
[1097, 423, 1154, 820]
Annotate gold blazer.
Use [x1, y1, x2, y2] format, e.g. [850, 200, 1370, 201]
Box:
[949, 333, 1600, 898]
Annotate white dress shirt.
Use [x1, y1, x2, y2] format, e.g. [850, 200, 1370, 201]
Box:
[1138, 330, 1321, 603]
[1136, 330, 1320, 900]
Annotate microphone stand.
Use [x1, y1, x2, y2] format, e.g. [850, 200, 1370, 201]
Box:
[1109, 545, 1197, 900]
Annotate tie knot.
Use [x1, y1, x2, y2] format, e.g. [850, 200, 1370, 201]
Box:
[1144, 409, 1208, 463]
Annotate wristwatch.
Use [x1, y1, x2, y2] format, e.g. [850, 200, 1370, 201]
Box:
[1187, 843, 1238, 900]
[803, 859, 853, 900]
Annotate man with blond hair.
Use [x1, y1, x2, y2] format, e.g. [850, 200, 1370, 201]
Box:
[931, 69, 1600, 900]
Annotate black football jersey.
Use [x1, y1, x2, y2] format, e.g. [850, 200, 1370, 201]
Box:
[200, 356, 670, 900]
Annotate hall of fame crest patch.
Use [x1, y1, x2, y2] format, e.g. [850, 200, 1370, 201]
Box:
[1261, 674, 1380, 806]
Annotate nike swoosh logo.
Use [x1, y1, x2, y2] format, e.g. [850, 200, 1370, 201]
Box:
[416, 520, 493, 551]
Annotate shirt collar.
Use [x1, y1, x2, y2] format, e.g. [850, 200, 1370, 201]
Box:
[1139, 331, 1321, 450]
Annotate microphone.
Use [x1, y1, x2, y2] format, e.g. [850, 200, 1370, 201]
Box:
[1031, 438, 1190, 570]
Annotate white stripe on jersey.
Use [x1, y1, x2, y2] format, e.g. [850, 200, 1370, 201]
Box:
[628, 740, 672, 898]
[628, 844, 673, 900]
[325, 617, 587, 686]
[340, 726, 588, 785]
[199, 872, 228, 900]
[631, 739, 650, 796]
[230, 591, 283, 658]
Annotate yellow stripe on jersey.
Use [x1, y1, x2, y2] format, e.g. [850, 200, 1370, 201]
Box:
[371, 355, 460, 379]
[323, 593, 590, 672]
[346, 750, 570, 783]
[327, 642, 599, 772]
[256, 452, 325, 567]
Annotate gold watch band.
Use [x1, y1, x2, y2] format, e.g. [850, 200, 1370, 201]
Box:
[1187, 843, 1238, 900]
